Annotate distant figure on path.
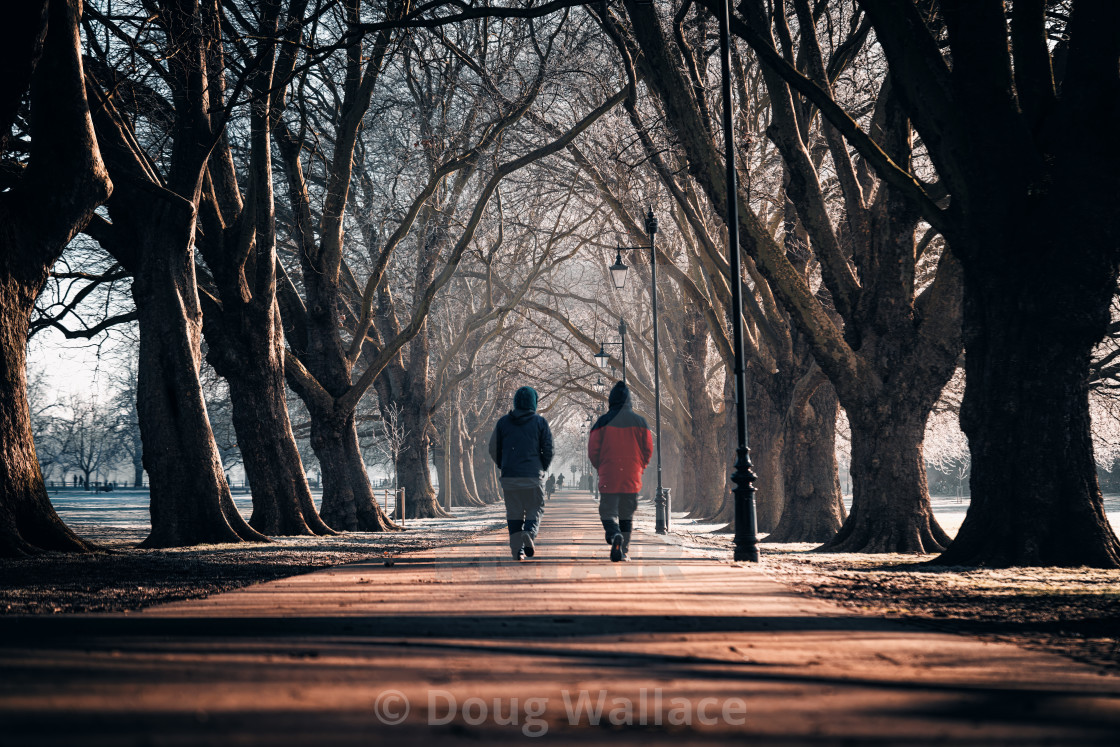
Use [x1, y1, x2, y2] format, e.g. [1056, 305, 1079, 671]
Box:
[556, 472, 564, 490]
[545, 473, 556, 500]
[588, 382, 652, 562]
[489, 386, 554, 560]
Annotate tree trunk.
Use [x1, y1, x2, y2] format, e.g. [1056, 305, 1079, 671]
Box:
[768, 381, 845, 543]
[0, 285, 94, 556]
[679, 409, 734, 522]
[473, 439, 500, 503]
[311, 410, 396, 532]
[452, 421, 483, 508]
[132, 231, 267, 548]
[434, 441, 449, 511]
[461, 434, 482, 505]
[674, 304, 735, 522]
[394, 404, 449, 519]
[224, 356, 333, 536]
[205, 302, 333, 536]
[746, 384, 786, 533]
[0, 0, 109, 556]
[819, 411, 947, 553]
[938, 273, 1120, 567]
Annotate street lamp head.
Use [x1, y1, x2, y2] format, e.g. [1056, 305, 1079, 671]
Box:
[618, 318, 626, 337]
[646, 207, 657, 236]
[594, 344, 610, 369]
[609, 248, 629, 290]
[593, 375, 606, 394]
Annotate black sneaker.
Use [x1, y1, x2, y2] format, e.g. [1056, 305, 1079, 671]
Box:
[523, 533, 535, 558]
[610, 534, 624, 562]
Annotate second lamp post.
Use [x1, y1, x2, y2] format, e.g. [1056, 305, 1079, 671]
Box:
[610, 208, 669, 534]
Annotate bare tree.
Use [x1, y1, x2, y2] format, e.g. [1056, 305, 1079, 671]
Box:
[59, 394, 117, 489]
[0, 0, 111, 556]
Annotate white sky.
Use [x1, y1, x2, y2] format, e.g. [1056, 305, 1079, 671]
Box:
[28, 329, 121, 403]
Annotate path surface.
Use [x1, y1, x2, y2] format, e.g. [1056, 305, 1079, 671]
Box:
[2, 491, 1119, 745]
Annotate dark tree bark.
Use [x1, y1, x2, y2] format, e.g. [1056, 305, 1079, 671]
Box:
[132, 233, 264, 547]
[0, 0, 111, 556]
[940, 231, 1120, 566]
[211, 322, 333, 536]
[307, 409, 392, 531]
[768, 380, 846, 543]
[85, 0, 267, 547]
[196, 0, 331, 537]
[853, 0, 1120, 566]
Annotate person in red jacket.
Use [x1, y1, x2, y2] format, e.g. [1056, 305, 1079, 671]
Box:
[587, 382, 653, 561]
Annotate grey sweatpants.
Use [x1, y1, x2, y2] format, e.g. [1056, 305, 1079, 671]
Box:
[502, 484, 546, 539]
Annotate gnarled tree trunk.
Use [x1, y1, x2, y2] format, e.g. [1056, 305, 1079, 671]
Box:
[212, 314, 334, 536]
[131, 214, 266, 548]
[310, 408, 395, 532]
[0, 283, 95, 556]
[939, 268, 1120, 567]
[820, 408, 947, 553]
[768, 381, 845, 543]
[0, 0, 110, 556]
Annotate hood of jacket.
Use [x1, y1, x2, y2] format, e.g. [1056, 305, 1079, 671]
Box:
[513, 385, 538, 412]
[608, 381, 631, 410]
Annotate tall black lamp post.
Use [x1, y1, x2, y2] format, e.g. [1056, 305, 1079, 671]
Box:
[716, 0, 759, 561]
[611, 208, 669, 534]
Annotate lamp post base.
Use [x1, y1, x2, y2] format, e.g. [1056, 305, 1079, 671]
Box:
[732, 447, 760, 561]
[655, 487, 670, 534]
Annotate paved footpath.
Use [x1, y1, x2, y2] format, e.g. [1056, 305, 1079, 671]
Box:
[2, 492, 1120, 745]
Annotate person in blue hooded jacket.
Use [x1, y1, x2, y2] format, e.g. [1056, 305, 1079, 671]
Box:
[488, 386, 554, 560]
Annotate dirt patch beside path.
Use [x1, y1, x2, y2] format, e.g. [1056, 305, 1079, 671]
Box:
[0, 508, 505, 615]
[760, 543, 1120, 674]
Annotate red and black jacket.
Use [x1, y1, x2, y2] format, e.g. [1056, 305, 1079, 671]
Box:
[588, 388, 653, 494]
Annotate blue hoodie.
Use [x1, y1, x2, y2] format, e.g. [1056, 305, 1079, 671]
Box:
[488, 386, 554, 481]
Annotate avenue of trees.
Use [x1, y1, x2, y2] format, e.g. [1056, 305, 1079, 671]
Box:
[3, 0, 1119, 569]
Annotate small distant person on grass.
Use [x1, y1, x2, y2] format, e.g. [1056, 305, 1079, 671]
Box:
[588, 382, 652, 562]
[489, 386, 554, 560]
[546, 473, 556, 500]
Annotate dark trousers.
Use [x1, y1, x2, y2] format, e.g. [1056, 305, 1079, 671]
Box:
[599, 492, 638, 543]
[503, 485, 545, 539]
